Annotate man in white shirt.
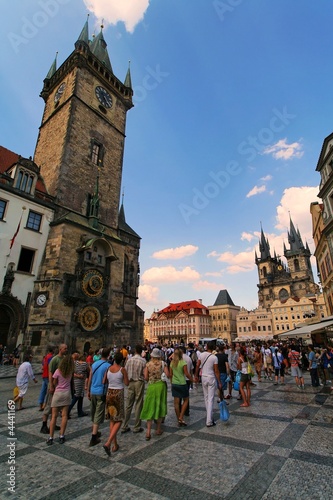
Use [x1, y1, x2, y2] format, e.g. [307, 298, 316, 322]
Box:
[13, 354, 38, 409]
[194, 341, 221, 427]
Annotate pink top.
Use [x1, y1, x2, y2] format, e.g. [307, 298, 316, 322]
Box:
[53, 368, 71, 392]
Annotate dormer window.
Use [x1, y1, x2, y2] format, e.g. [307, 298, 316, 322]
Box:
[15, 169, 35, 194]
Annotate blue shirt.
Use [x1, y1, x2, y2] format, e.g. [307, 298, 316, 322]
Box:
[308, 351, 317, 369]
[90, 359, 109, 396]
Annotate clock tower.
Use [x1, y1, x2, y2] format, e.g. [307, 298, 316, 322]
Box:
[27, 20, 142, 355]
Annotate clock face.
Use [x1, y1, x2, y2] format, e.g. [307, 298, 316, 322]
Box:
[95, 86, 112, 108]
[79, 306, 102, 332]
[54, 82, 66, 103]
[81, 270, 104, 297]
[36, 293, 47, 306]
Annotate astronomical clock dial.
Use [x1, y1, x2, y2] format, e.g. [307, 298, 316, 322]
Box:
[78, 306, 101, 332]
[81, 269, 104, 298]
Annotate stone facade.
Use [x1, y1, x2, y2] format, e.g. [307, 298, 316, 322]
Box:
[25, 24, 142, 358]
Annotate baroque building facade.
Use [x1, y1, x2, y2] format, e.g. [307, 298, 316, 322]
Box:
[148, 300, 211, 345]
[1, 20, 143, 357]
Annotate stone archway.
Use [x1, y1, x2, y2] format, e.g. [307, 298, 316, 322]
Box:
[0, 294, 26, 351]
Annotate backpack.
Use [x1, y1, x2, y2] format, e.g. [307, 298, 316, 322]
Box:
[190, 350, 198, 364]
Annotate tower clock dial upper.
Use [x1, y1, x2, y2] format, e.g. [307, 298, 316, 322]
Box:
[95, 86, 112, 108]
[54, 82, 66, 103]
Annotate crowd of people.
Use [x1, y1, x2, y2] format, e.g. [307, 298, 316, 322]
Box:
[8, 338, 333, 453]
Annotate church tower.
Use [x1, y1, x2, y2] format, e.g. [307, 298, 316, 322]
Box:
[256, 220, 318, 310]
[27, 19, 142, 355]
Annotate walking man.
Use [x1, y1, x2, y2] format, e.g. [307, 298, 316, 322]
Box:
[194, 341, 221, 427]
[13, 354, 38, 409]
[38, 347, 54, 411]
[121, 344, 146, 434]
[87, 347, 111, 446]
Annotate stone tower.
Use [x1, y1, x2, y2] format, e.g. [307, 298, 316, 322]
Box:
[255, 220, 318, 309]
[27, 20, 142, 355]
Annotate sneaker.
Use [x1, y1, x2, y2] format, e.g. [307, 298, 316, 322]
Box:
[46, 437, 53, 446]
[59, 436, 66, 444]
[206, 421, 216, 427]
[78, 412, 88, 417]
[40, 425, 49, 434]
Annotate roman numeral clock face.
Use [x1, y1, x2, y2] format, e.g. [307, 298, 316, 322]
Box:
[95, 86, 112, 108]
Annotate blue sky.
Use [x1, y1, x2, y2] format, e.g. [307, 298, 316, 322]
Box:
[1, 0, 331, 317]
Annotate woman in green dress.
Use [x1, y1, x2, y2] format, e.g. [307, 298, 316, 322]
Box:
[140, 348, 169, 440]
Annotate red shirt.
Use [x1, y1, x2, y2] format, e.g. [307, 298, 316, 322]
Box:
[42, 353, 53, 378]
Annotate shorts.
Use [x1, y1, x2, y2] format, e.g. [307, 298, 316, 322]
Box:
[291, 366, 302, 378]
[240, 373, 251, 383]
[90, 395, 106, 425]
[17, 383, 28, 398]
[171, 384, 189, 399]
[274, 366, 285, 377]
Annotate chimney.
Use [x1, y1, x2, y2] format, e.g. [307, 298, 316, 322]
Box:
[198, 299, 202, 304]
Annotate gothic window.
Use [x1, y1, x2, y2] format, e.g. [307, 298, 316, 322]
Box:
[294, 259, 300, 272]
[26, 210, 42, 231]
[262, 266, 267, 277]
[0, 199, 7, 220]
[90, 140, 104, 166]
[325, 254, 332, 275]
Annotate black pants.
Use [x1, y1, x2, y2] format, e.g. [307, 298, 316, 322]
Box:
[310, 368, 319, 387]
[68, 395, 83, 416]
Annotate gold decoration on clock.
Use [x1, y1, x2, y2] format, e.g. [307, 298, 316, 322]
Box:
[78, 306, 101, 331]
[81, 269, 104, 297]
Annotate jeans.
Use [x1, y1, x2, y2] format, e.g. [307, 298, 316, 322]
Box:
[68, 395, 84, 416]
[38, 377, 49, 405]
[310, 368, 319, 387]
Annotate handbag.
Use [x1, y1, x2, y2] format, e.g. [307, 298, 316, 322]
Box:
[247, 362, 254, 377]
[219, 400, 230, 421]
[233, 370, 241, 391]
[161, 361, 168, 382]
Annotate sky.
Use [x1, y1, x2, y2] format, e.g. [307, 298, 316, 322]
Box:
[1, 0, 332, 318]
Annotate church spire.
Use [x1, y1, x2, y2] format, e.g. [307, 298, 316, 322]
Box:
[76, 15, 89, 46]
[288, 217, 304, 252]
[90, 23, 113, 73]
[124, 61, 132, 89]
[45, 52, 58, 79]
[259, 227, 271, 260]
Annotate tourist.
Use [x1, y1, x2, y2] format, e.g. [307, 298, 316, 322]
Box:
[140, 348, 169, 440]
[102, 351, 129, 456]
[308, 345, 319, 387]
[68, 353, 90, 418]
[288, 344, 304, 389]
[13, 354, 38, 410]
[272, 347, 285, 385]
[87, 347, 111, 446]
[38, 347, 54, 411]
[216, 344, 230, 401]
[237, 347, 251, 407]
[46, 354, 74, 445]
[194, 341, 221, 427]
[12, 344, 22, 368]
[40, 343, 68, 434]
[170, 347, 193, 426]
[253, 346, 263, 382]
[225, 343, 239, 399]
[121, 344, 146, 434]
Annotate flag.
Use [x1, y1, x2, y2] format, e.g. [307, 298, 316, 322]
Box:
[9, 214, 22, 250]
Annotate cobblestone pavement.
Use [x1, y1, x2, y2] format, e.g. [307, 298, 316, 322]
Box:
[0, 368, 332, 499]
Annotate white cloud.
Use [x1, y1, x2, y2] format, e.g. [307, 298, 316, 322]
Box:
[192, 280, 222, 291]
[263, 138, 304, 160]
[208, 250, 255, 274]
[138, 284, 159, 302]
[141, 266, 200, 283]
[261, 175, 272, 181]
[205, 271, 223, 277]
[275, 186, 320, 248]
[246, 185, 266, 198]
[152, 245, 198, 260]
[83, 0, 150, 33]
[241, 231, 258, 242]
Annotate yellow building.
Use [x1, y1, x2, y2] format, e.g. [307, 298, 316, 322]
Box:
[208, 290, 240, 343]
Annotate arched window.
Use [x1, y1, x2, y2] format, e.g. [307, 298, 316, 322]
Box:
[294, 259, 300, 272]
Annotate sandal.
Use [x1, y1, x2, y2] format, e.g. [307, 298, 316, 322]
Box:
[178, 420, 187, 427]
[145, 435, 151, 441]
[103, 445, 111, 456]
[240, 403, 249, 407]
[155, 430, 163, 436]
[112, 444, 119, 452]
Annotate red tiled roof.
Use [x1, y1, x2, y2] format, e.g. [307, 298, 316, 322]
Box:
[159, 300, 209, 315]
[0, 145, 20, 173]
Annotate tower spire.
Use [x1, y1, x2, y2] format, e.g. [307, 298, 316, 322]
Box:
[90, 23, 113, 72]
[45, 52, 58, 79]
[124, 61, 132, 89]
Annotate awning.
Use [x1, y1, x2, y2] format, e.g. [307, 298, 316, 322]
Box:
[278, 319, 333, 339]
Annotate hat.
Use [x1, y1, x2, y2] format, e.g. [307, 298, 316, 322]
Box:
[151, 348, 161, 358]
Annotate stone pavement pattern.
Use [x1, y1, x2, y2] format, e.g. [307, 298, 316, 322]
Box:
[0, 368, 332, 500]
